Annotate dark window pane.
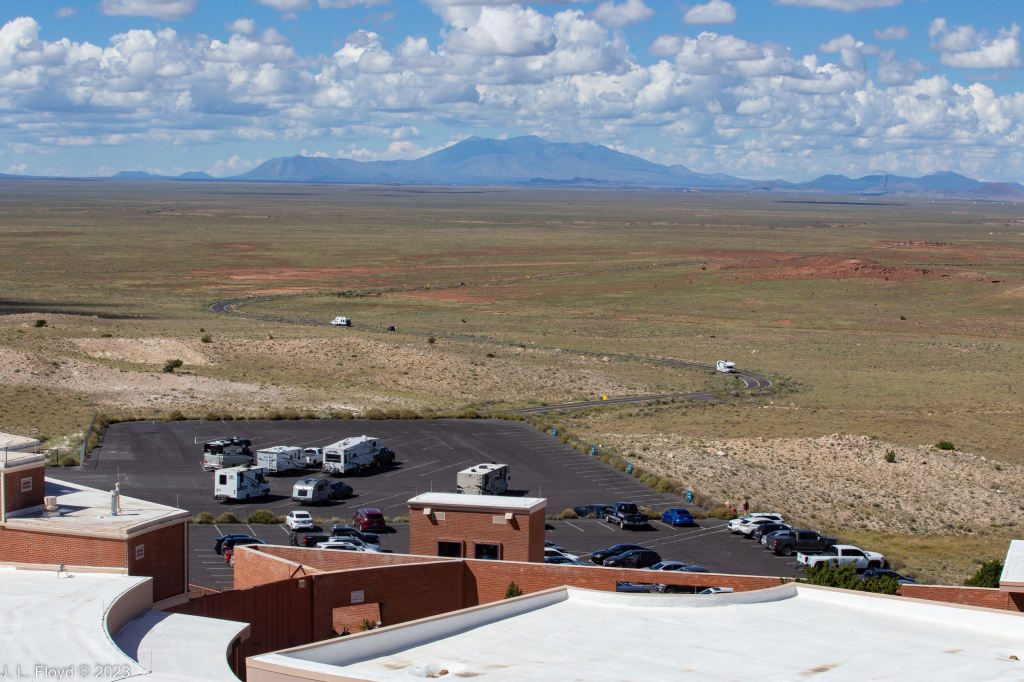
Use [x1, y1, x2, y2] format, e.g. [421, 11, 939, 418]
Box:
[438, 541, 462, 558]
[474, 543, 500, 560]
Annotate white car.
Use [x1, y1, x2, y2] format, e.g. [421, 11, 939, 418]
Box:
[735, 518, 782, 538]
[316, 539, 365, 551]
[544, 547, 580, 562]
[285, 510, 316, 530]
[321, 536, 381, 553]
[727, 513, 784, 533]
[798, 545, 885, 571]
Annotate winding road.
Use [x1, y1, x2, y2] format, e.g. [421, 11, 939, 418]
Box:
[209, 262, 772, 413]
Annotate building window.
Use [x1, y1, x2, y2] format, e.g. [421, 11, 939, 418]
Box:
[135, 544, 145, 561]
[21, 477, 31, 493]
[438, 541, 462, 558]
[474, 543, 500, 561]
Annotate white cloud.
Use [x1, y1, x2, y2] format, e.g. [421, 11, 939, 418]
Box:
[6, 163, 28, 175]
[684, 0, 736, 25]
[318, 0, 391, 7]
[592, 0, 654, 29]
[876, 48, 924, 85]
[55, 7, 75, 18]
[873, 25, 909, 41]
[773, 0, 901, 10]
[256, 0, 311, 11]
[440, 6, 557, 56]
[929, 19, 1022, 69]
[98, 0, 200, 20]
[208, 156, 262, 177]
[226, 18, 257, 36]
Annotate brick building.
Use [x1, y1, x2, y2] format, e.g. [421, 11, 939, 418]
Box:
[406, 492, 545, 562]
[0, 452, 191, 603]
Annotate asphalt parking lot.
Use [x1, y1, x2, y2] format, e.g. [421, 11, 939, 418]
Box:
[54, 418, 800, 589]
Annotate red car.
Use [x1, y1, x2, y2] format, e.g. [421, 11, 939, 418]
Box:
[353, 508, 386, 532]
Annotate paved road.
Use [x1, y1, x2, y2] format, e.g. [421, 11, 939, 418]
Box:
[52, 419, 796, 588]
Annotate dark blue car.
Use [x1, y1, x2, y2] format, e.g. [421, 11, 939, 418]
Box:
[662, 508, 695, 526]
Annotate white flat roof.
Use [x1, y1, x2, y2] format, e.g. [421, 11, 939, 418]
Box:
[0, 432, 42, 454]
[4, 477, 190, 537]
[407, 492, 545, 514]
[1001, 540, 1024, 591]
[252, 585, 1024, 681]
[115, 610, 248, 682]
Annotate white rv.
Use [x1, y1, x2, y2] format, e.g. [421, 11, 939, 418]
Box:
[292, 478, 330, 505]
[256, 446, 304, 474]
[202, 437, 253, 471]
[323, 436, 395, 476]
[716, 360, 736, 374]
[456, 463, 510, 495]
[214, 466, 270, 501]
[302, 447, 324, 468]
[331, 317, 352, 326]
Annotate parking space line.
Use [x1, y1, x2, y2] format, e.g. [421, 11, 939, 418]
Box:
[564, 522, 585, 532]
[384, 460, 440, 476]
[419, 460, 471, 477]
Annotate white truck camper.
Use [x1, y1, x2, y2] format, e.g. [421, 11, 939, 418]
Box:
[716, 360, 736, 374]
[331, 317, 352, 326]
[256, 446, 305, 474]
[202, 437, 253, 471]
[214, 466, 270, 501]
[322, 436, 395, 476]
[456, 463, 510, 495]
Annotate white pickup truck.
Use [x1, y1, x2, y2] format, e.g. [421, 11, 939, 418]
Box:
[798, 544, 885, 571]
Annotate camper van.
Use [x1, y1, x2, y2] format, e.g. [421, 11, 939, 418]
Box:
[323, 436, 395, 476]
[456, 463, 510, 495]
[256, 446, 304, 474]
[292, 478, 330, 505]
[716, 360, 736, 374]
[202, 437, 253, 471]
[302, 448, 324, 468]
[214, 466, 270, 501]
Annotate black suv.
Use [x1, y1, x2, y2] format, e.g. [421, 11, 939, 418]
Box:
[603, 549, 662, 569]
[590, 544, 648, 565]
[767, 529, 837, 557]
[331, 525, 381, 547]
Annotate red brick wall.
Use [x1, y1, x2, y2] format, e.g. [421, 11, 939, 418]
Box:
[234, 545, 324, 590]
[332, 603, 381, 636]
[899, 584, 1024, 611]
[409, 507, 543, 562]
[257, 545, 451, 573]
[128, 521, 187, 601]
[3, 466, 45, 515]
[0, 524, 125, 567]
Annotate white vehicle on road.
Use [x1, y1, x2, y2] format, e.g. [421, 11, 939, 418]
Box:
[716, 360, 736, 373]
[285, 510, 316, 531]
[331, 317, 352, 326]
[727, 513, 784, 533]
[798, 545, 885, 571]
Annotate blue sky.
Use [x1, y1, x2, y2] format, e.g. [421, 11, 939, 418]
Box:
[1, 0, 1022, 181]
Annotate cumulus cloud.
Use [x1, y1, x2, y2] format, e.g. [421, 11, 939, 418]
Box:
[256, 0, 311, 11]
[55, 7, 75, 18]
[226, 18, 257, 36]
[929, 19, 1022, 69]
[318, 0, 392, 7]
[773, 0, 901, 10]
[208, 155, 262, 177]
[592, 0, 654, 29]
[684, 0, 736, 25]
[441, 6, 557, 56]
[873, 25, 909, 41]
[876, 48, 924, 85]
[98, 0, 200, 20]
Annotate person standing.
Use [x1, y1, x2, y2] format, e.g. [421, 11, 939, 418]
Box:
[743, 499, 749, 515]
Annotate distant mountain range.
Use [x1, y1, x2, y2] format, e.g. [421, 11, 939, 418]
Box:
[97, 135, 1024, 201]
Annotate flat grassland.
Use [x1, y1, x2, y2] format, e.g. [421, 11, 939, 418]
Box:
[2, 180, 1023, 582]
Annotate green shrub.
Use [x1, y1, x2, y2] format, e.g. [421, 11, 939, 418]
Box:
[884, 450, 896, 463]
[201, 334, 212, 343]
[363, 408, 386, 420]
[163, 358, 183, 373]
[485, 352, 496, 358]
[801, 561, 900, 595]
[707, 506, 738, 520]
[936, 441, 956, 451]
[504, 581, 524, 599]
[559, 434, 570, 444]
[688, 508, 707, 520]
[281, 410, 300, 420]
[192, 511, 214, 524]
[167, 410, 186, 421]
[246, 509, 280, 524]
[214, 512, 239, 524]
[58, 455, 79, 467]
[205, 412, 221, 422]
[654, 479, 674, 493]
[33, 319, 46, 327]
[631, 467, 642, 478]
[301, 411, 317, 420]
[358, 618, 375, 632]
[264, 410, 281, 420]
[390, 515, 409, 523]
[385, 409, 401, 419]
[427, 337, 436, 344]
[965, 559, 1003, 588]
[220, 412, 234, 421]
[638, 506, 658, 519]
[100, 333, 112, 338]
[611, 459, 627, 471]
[332, 410, 354, 420]
[558, 509, 579, 520]
[457, 408, 479, 419]
[399, 409, 420, 419]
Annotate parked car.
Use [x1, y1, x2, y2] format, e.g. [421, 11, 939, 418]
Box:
[220, 535, 262, 555]
[285, 510, 316, 530]
[603, 549, 662, 569]
[861, 569, 915, 585]
[291, 532, 330, 548]
[572, 504, 613, 519]
[699, 587, 733, 595]
[605, 502, 648, 529]
[386, 325, 396, 332]
[544, 547, 580, 562]
[316, 539, 366, 551]
[352, 508, 386, 532]
[798, 545, 885, 571]
[545, 540, 568, 552]
[735, 517, 784, 538]
[214, 533, 252, 555]
[649, 561, 710, 573]
[328, 481, 353, 500]
[661, 508, 695, 526]
[766, 529, 837, 557]
[224, 537, 268, 567]
[545, 555, 589, 566]
[330, 525, 381, 550]
[753, 523, 792, 544]
[590, 544, 649, 565]
[727, 513, 784, 533]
